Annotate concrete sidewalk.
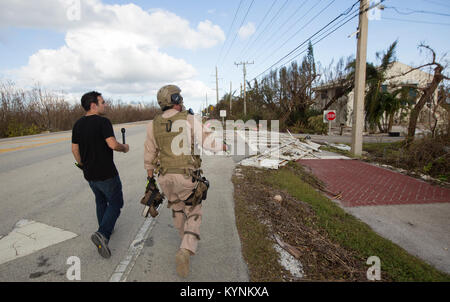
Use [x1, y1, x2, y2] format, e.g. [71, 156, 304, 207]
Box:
[298, 158, 450, 274]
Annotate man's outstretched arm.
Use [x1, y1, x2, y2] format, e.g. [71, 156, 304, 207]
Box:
[105, 136, 129, 153]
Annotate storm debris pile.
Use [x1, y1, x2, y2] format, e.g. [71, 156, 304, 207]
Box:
[237, 131, 322, 169]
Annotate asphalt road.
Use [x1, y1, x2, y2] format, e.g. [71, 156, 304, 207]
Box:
[0, 121, 249, 282]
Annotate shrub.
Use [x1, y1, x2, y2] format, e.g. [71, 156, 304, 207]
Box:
[6, 120, 41, 137]
[307, 115, 328, 134]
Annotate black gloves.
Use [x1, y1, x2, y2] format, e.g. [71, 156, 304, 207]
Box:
[145, 176, 156, 192]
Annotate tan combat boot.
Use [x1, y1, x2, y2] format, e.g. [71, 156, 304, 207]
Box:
[175, 248, 192, 278]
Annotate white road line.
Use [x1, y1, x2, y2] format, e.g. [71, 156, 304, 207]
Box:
[109, 202, 164, 282]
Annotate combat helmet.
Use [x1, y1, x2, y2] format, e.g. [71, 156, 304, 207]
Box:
[157, 85, 183, 110]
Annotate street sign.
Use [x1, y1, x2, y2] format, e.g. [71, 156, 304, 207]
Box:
[220, 110, 227, 117]
[323, 110, 336, 123]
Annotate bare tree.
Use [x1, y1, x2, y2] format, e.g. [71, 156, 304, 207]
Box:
[403, 44, 449, 145]
[319, 56, 355, 111]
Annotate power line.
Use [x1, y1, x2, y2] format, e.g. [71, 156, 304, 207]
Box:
[239, 0, 280, 57]
[253, 0, 354, 78]
[252, 0, 379, 81]
[259, 8, 361, 78]
[220, 0, 255, 65]
[421, 0, 450, 9]
[253, 0, 339, 67]
[239, 0, 291, 56]
[249, 0, 311, 61]
[216, 0, 244, 66]
[382, 17, 450, 26]
[385, 6, 450, 17]
[251, 0, 327, 63]
[271, 10, 361, 74]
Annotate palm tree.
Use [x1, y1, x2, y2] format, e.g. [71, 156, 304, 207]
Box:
[364, 41, 398, 132]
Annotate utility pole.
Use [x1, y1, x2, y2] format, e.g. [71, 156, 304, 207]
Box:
[229, 81, 232, 114]
[215, 66, 219, 105]
[235, 61, 254, 116]
[351, 0, 369, 156]
[206, 93, 208, 115]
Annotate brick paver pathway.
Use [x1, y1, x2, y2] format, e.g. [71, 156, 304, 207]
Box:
[298, 159, 450, 207]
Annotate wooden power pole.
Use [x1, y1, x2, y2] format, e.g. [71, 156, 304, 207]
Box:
[229, 81, 232, 114]
[235, 61, 254, 116]
[351, 0, 369, 156]
[215, 66, 219, 105]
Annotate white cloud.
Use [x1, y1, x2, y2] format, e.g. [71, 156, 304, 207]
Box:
[2, 0, 225, 107]
[238, 22, 255, 40]
[0, 0, 112, 31]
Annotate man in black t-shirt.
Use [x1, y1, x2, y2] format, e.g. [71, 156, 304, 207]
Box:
[72, 91, 129, 259]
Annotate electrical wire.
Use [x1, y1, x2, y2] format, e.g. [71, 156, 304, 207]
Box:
[239, 0, 280, 56]
[221, 0, 256, 65]
[239, 0, 291, 56]
[252, 0, 381, 81]
[272, 10, 361, 73]
[261, 6, 361, 78]
[421, 0, 450, 9]
[216, 0, 245, 66]
[384, 6, 450, 17]
[248, 0, 313, 61]
[382, 17, 450, 26]
[253, 0, 355, 78]
[252, 0, 337, 63]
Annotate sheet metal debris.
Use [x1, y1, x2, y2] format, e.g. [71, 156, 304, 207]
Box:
[238, 131, 323, 169]
[325, 142, 351, 151]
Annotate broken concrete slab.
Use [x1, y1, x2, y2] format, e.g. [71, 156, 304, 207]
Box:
[0, 219, 78, 265]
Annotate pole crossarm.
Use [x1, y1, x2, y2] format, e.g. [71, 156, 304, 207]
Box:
[235, 61, 254, 116]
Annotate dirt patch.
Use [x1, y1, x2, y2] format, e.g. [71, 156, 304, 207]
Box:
[233, 166, 371, 281]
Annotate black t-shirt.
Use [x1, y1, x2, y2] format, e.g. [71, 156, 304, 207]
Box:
[72, 115, 119, 181]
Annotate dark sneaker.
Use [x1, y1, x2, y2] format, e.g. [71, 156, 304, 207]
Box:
[91, 232, 111, 259]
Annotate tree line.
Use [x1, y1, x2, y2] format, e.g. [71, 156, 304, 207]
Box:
[208, 41, 449, 146]
[0, 81, 159, 138]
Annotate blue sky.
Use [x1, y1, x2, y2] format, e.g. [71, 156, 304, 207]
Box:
[0, 0, 449, 112]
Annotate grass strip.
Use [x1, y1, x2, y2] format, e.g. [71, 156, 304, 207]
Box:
[264, 164, 450, 282]
[233, 175, 287, 281]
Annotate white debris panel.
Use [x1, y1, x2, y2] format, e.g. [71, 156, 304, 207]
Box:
[237, 131, 323, 169]
[325, 142, 351, 151]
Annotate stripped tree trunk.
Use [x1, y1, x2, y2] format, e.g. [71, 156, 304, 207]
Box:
[405, 44, 449, 147]
[406, 65, 444, 145]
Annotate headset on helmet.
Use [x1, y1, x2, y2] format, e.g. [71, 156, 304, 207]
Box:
[157, 85, 183, 110]
[171, 93, 183, 105]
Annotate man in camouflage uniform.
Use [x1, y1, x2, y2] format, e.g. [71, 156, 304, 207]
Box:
[143, 84, 224, 278]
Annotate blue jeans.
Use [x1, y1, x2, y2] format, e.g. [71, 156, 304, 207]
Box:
[88, 175, 124, 240]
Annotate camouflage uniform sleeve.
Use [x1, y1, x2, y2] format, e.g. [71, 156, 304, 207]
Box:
[144, 121, 158, 170]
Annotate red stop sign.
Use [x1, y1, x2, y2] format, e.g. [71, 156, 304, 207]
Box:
[326, 111, 336, 121]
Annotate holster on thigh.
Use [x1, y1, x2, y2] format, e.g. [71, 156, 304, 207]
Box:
[183, 181, 209, 207]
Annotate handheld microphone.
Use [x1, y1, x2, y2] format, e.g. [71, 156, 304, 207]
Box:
[121, 128, 126, 144]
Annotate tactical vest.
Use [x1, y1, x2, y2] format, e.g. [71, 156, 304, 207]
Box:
[152, 110, 201, 176]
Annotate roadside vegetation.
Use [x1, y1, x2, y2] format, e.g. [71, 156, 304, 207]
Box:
[0, 81, 159, 138]
[233, 163, 450, 282]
